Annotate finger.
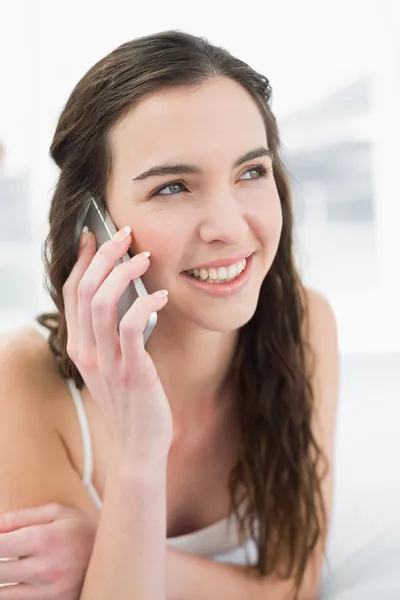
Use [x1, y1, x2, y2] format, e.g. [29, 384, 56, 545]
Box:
[119, 290, 168, 366]
[0, 527, 38, 559]
[0, 504, 63, 534]
[0, 557, 32, 585]
[0, 583, 42, 599]
[62, 229, 97, 350]
[77, 226, 133, 365]
[91, 252, 151, 367]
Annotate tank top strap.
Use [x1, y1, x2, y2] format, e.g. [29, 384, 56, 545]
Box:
[31, 320, 102, 509]
[66, 378, 102, 509]
[65, 379, 93, 486]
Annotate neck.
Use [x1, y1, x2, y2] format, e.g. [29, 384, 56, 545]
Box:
[145, 314, 238, 440]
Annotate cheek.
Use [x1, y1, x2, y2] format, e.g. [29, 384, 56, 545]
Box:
[49, 568, 64, 583]
[128, 207, 188, 278]
[248, 188, 283, 244]
[128, 206, 171, 253]
[272, 198, 284, 238]
[107, 192, 182, 271]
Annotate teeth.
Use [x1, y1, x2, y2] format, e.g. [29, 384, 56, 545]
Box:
[199, 268, 208, 280]
[227, 264, 237, 278]
[186, 258, 247, 283]
[218, 266, 228, 279]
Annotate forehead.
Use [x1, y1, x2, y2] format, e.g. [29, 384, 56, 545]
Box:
[110, 76, 268, 171]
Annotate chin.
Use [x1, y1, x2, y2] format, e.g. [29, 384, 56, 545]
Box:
[180, 296, 260, 333]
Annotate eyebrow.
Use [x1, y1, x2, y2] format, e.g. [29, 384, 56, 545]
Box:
[132, 146, 273, 182]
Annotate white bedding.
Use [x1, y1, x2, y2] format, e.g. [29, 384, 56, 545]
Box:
[320, 353, 400, 599]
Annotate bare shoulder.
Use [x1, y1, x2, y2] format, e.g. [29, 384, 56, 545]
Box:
[301, 287, 339, 407]
[0, 324, 73, 430]
[0, 324, 62, 402]
[301, 287, 338, 352]
[300, 287, 339, 492]
[301, 287, 339, 500]
[0, 325, 95, 515]
[295, 293, 339, 596]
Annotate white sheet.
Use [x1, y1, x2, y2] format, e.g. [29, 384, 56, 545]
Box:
[320, 353, 400, 599]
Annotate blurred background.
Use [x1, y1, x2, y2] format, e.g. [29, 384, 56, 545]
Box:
[1, 0, 399, 354]
[0, 2, 399, 369]
[0, 0, 399, 593]
[1, 0, 399, 416]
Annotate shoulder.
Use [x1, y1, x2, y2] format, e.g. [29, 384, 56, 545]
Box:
[299, 292, 339, 594]
[0, 322, 56, 372]
[0, 324, 65, 416]
[0, 322, 69, 458]
[301, 287, 338, 352]
[301, 287, 339, 398]
[0, 325, 94, 514]
[300, 287, 339, 457]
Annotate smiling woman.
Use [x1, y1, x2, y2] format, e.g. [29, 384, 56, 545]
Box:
[0, 30, 338, 600]
[103, 76, 283, 334]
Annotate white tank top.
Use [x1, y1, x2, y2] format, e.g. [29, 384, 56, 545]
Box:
[31, 320, 257, 564]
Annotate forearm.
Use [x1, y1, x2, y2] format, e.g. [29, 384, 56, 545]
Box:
[166, 549, 318, 600]
[166, 550, 263, 600]
[80, 451, 168, 600]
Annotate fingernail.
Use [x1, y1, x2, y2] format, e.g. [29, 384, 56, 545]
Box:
[131, 251, 151, 262]
[80, 226, 89, 245]
[78, 226, 90, 255]
[113, 226, 132, 242]
[153, 289, 168, 299]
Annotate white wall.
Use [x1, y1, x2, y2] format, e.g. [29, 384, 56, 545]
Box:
[0, 0, 30, 175]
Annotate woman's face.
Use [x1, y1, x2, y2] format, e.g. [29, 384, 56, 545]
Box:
[106, 76, 282, 332]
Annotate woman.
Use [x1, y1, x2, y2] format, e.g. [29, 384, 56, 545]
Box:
[0, 30, 338, 600]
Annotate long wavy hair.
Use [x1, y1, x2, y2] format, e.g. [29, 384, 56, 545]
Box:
[37, 30, 327, 595]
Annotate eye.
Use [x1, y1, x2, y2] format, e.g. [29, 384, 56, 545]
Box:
[152, 181, 188, 197]
[239, 164, 270, 180]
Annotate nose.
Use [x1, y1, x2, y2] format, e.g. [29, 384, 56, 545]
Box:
[198, 189, 249, 245]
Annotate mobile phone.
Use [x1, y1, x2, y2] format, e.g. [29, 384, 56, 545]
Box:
[74, 195, 157, 344]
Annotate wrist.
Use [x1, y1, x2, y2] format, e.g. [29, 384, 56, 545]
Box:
[108, 425, 171, 461]
[107, 442, 169, 482]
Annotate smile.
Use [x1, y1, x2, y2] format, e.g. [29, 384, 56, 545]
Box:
[181, 254, 254, 297]
[185, 258, 246, 284]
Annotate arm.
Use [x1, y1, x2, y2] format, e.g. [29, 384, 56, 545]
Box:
[166, 548, 315, 600]
[165, 288, 339, 600]
[0, 335, 168, 600]
[0, 223, 171, 600]
[79, 448, 168, 600]
[0, 330, 98, 517]
[166, 550, 299, 600]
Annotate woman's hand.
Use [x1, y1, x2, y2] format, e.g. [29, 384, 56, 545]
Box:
[0, 504, 193, 600]
[0, 228, 173, 598]
[63, 225, 172, 456]
[0, 503, 96, 599]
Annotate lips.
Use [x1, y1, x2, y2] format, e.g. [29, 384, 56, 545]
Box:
[181, 253, 253, 297]
[186, 258, 247, 284]
[186, 250, 254, 271]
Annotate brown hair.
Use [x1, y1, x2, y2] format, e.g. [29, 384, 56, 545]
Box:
[37, 30, 327, 595]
